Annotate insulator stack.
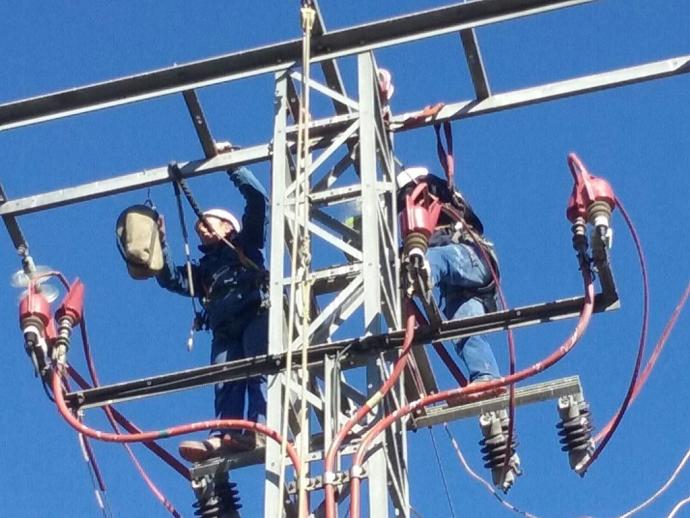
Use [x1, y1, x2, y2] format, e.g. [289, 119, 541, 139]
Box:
[479, 410, 522, 493]
[556, 393, 595, 476]
[192, 472, 242, 518]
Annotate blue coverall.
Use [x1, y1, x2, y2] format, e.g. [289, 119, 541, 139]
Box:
[408, 173, 501, 382]
[156, 167, 269, 429]
[427, 234, 501, 382]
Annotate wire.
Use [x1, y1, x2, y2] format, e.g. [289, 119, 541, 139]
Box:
[612, 284, 690, 518]
[667, 494, 690, 518]
[616, 446, 690, 518]
[77, 316, 184, 517]
[325, 303, 418, 518]
[78, 433, 114, 518]
[443, 424, 539, 518]
[428, 428, 457, 518]
[61, 375, 112, 517]
[349, 266, 595, 518]
[52, 364, 308, 517]
[598, 280, 690, 442]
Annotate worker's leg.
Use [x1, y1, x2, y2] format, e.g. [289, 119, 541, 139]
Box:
[447, 296, 500, 381]
[428, 243, 499, 381]
[242, 309, 268, 424]
[426, 242, 488, 290]
[210, 332, 246, 433]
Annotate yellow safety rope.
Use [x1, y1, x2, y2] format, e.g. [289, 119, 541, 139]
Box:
[278, 4, 316, 516]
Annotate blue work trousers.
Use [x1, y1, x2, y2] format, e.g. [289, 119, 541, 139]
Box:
[210, 309, 268, 433]
[427, 242, 500, 381]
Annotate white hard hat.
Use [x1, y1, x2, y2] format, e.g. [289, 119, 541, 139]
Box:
[396, 167, 429, 190]
[201, 208, 241, 233]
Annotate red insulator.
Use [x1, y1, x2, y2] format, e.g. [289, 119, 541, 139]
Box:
[401, 182, 442, 240]
[566, 153, 616, 224]
[56, 279, 85, 325]
[19, 284, 52, 330]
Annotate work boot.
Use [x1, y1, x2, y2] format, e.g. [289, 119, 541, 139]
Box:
[178, 432, 253, 463]
[179, 435, 227, 463]
[222, 431, 255, 452]
[250, 431, 267, 450]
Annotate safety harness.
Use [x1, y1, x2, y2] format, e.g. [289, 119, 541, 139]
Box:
[432, 120, 501, 313]
[167, 163, 270, 334]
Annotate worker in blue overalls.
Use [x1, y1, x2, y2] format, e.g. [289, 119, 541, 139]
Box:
[398, 166, 501, 385]
[156, 166, 269, 462]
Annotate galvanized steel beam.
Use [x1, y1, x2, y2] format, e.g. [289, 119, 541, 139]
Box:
[0, 0, 592, 131]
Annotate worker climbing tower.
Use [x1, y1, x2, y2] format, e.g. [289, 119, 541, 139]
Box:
[1, 1, 689, 517]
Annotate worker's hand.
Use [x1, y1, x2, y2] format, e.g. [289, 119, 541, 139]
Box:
[215, 140, 233, 154]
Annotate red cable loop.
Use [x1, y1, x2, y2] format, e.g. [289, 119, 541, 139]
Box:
[349, 268, 596, 518]
[583, 197, 649, 469]
[51, 369, 302, 469]
[324, 301, 417, 518]
[51, 368, 307, 517]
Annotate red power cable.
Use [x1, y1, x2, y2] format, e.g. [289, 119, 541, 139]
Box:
[629, 281, 690, 404]
[582, 197, 648, 471]
[52, 364, 306, 517]
[76, 317, 184, 517]
[324, 301, 417, 518]
[67, 366, 190, 480]
[348, 267, 595, 518]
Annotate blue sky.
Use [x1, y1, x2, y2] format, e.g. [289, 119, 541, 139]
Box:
[1, 1, 689, 517]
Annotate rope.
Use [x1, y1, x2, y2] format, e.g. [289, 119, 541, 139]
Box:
[435, 120, 518, 486]
[277, 5, 316, 515]
[168, 162, 262, 272]
[297, 5, 316, 513]
[428, 428, 457, 518]
[172, 179, 201, 351]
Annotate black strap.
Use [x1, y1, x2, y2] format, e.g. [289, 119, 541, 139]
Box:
[168, 162, 263, 273]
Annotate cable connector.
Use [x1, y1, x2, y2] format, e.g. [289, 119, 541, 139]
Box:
[350, 465, 365, 480]
[323, 471, 336, 486]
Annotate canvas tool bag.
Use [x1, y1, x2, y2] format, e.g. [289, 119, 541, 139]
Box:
[116, 204, 165, 280]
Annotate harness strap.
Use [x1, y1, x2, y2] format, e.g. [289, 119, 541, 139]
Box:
[434, 121, 454, 190]
[167, 162, 263, 273]
[171, 177, 206, 348]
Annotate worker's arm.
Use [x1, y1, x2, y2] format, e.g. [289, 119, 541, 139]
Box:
[228, 167, 268, 250]
[155, 218, 200, 297]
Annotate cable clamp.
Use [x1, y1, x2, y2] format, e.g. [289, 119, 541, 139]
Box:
[350, 465, 365, 479]
[323, 471, 336, 485]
